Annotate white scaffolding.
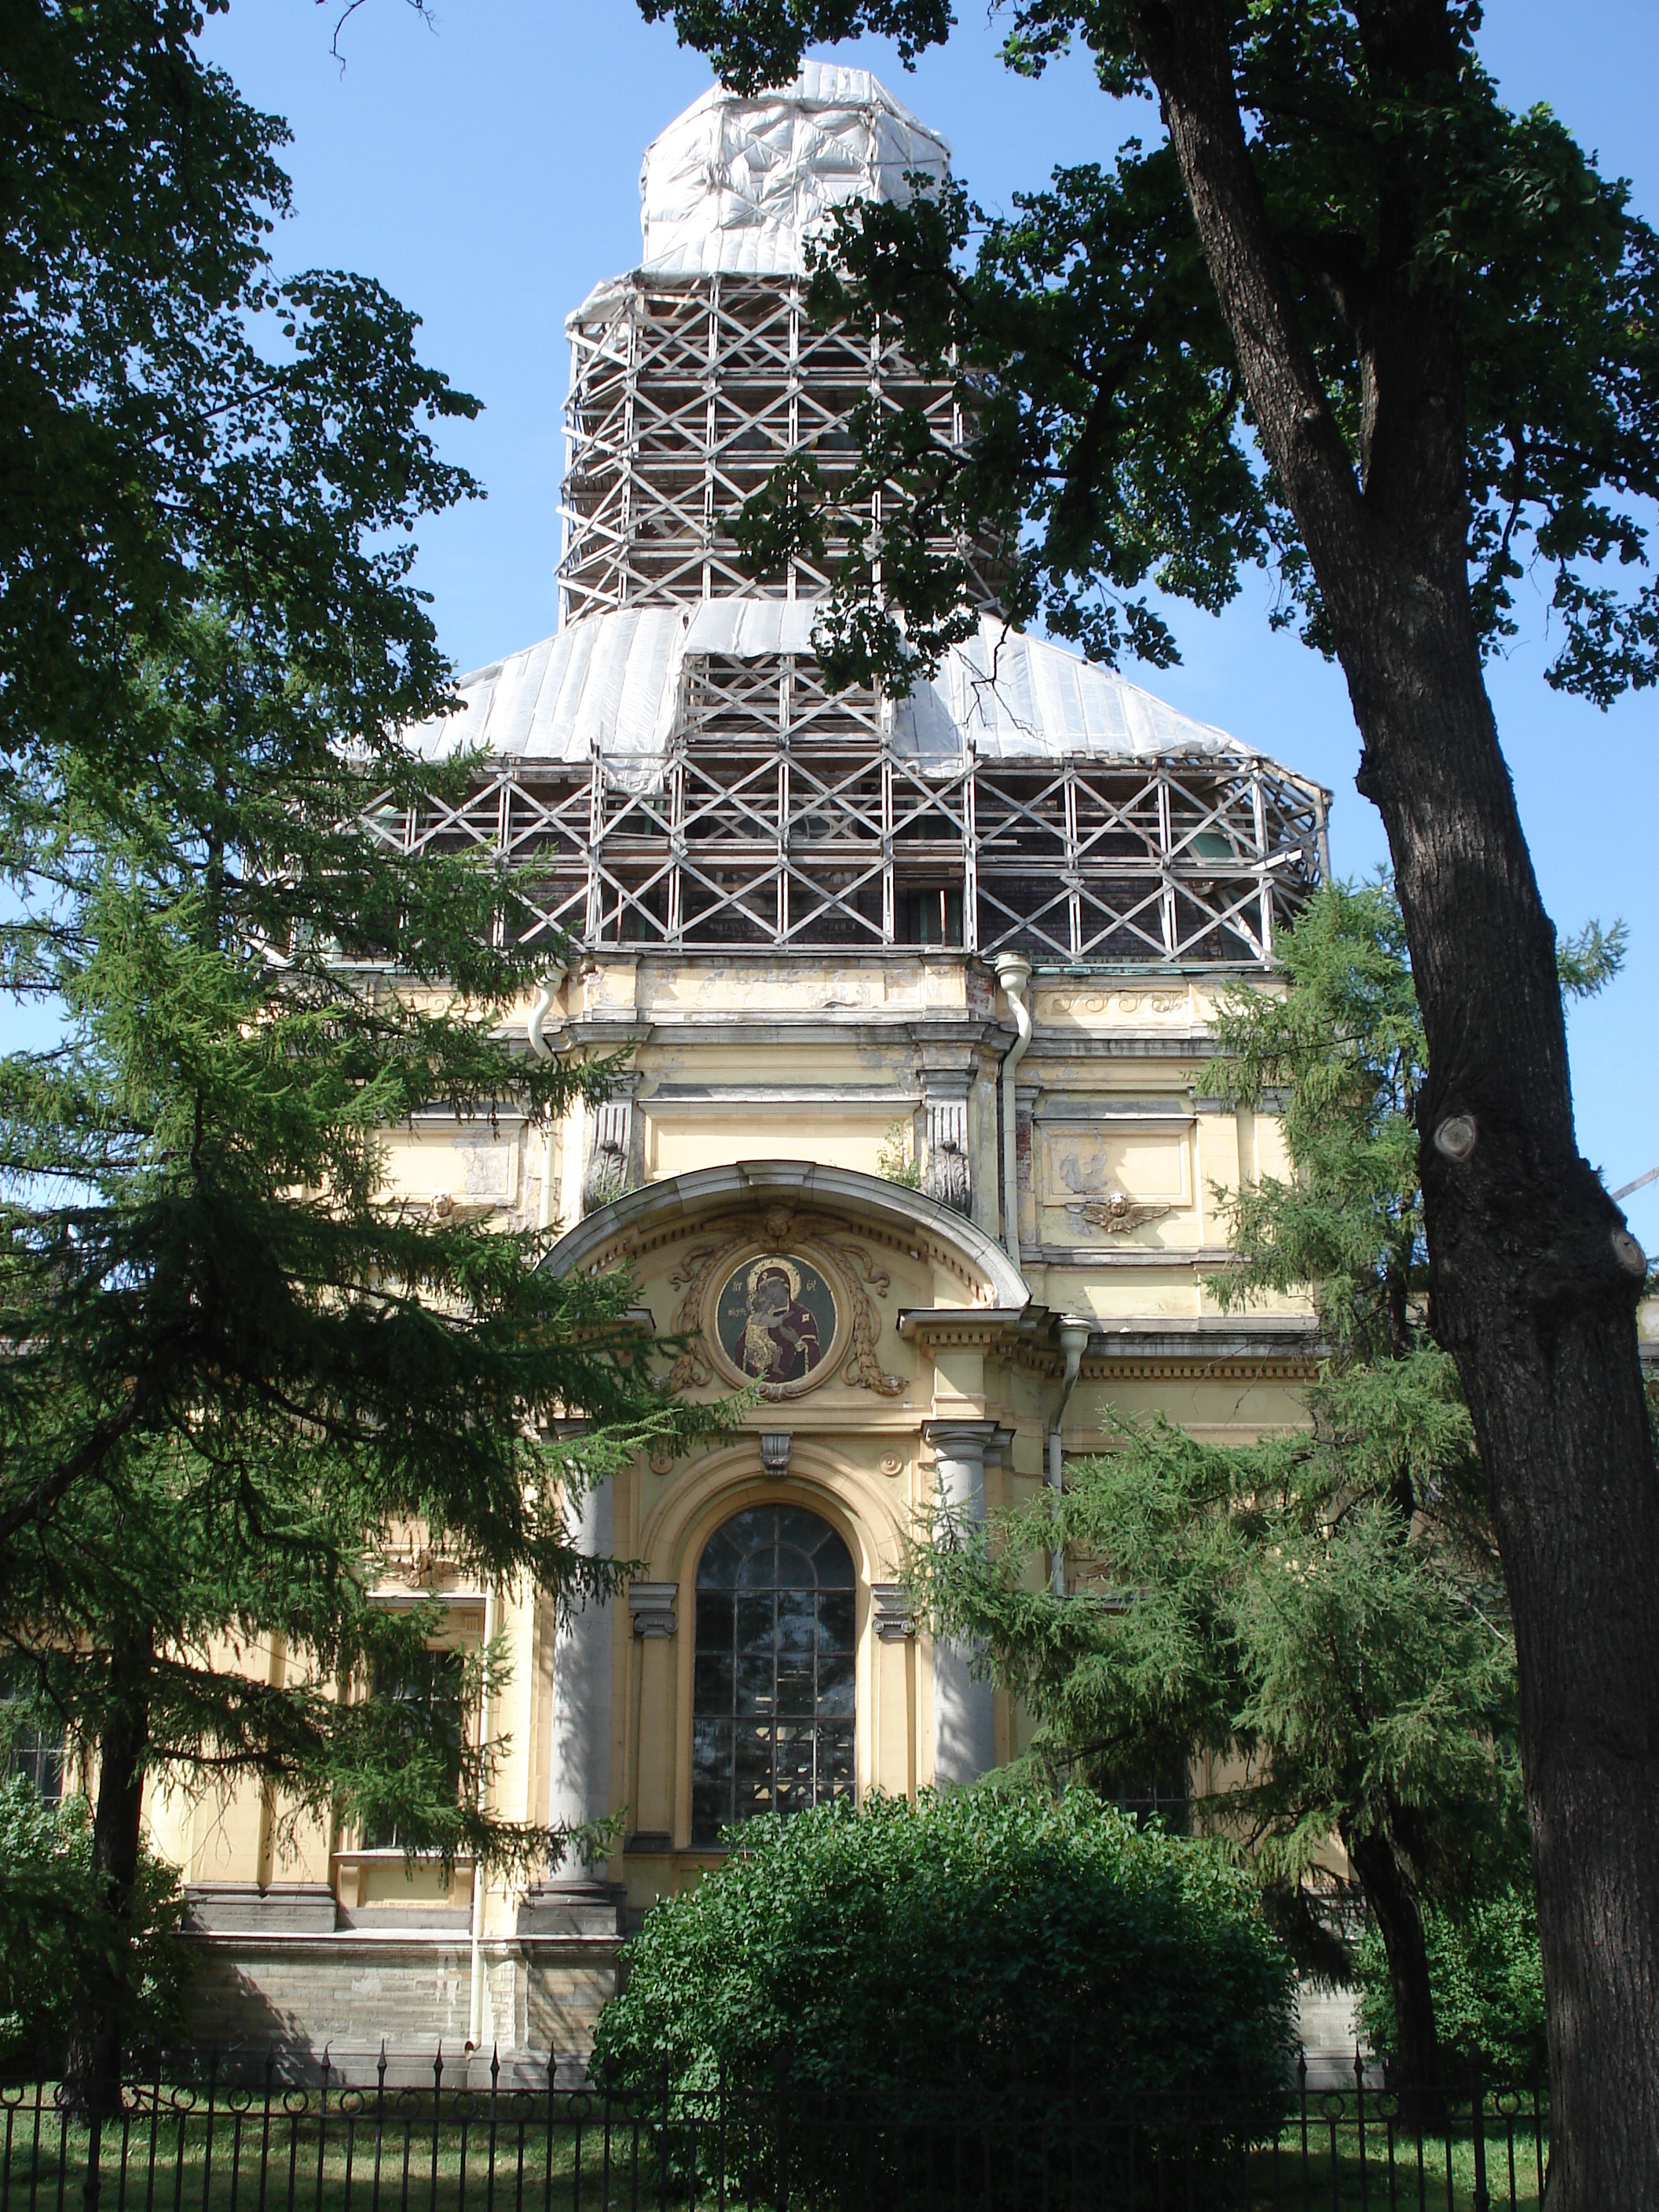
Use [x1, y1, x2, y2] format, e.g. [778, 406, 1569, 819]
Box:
[385, 73, 1329, 970]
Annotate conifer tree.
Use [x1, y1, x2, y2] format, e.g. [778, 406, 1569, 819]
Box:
[0, 2, 712, 2119]
[636, 6, 1659, 2184]
[910, 881, 1620, 2122]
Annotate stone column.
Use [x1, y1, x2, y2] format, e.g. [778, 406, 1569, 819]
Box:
[925, 1420, 998, 1785]
[544, 1476, 615, 1885]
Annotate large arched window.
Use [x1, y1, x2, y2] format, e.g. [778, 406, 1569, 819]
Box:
[690, 1504, 856, 1847]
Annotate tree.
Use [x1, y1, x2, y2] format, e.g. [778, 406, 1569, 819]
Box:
[0, 0, 462, 789]
[0, 601, 712, 2131]
[0, 2, 720, 2122]
[635, 3, 1659, 2192]
[0, 1773, 190, 2071]
[912, 881, 1577, 2118]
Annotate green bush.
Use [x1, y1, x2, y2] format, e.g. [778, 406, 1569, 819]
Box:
[0, 1782, 192, 2071]
[593, 1788, 1293, 2099]
[1353, 1887, 1545, 2082]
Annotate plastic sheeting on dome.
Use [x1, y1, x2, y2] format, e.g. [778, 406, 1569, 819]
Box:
[405, 603, 1247, 793]
[637, 64, 950, 278]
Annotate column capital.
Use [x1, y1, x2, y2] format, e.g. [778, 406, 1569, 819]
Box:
[922, 1418, 1001, 1464]
[870, 1583, 917, 1641]
[628, 1580, 679, 1638]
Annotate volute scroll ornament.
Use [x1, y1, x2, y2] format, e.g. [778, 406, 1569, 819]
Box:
[921, 1098, 972, 1217]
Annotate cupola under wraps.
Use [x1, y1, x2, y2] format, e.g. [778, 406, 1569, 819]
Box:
[156, 67, 1329, 2075]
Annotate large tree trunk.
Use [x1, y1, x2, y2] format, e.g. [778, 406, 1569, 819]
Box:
[64, 1634, 151, 2154]
[1344, 1826, 1444, 2130]
[1133, 4, 1659, 2199]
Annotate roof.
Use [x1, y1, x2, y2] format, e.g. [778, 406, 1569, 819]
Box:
[404, 602, 1254, 791]
[635, 64, 950, 279]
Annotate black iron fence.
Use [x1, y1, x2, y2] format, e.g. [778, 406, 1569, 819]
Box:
[0, 2049, 1548, 2212]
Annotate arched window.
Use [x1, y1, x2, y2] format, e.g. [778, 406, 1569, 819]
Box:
[690, 1504, 855, 1847]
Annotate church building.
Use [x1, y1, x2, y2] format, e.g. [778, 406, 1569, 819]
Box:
[160, 67, 1331, 2073]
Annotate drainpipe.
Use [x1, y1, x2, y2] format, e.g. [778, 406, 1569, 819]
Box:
[526, 968, 569, 1232]
[993, 954, 1033, 1274]
[467, 1580, 500, 2053]
[1048, 1320, 1093, 1597]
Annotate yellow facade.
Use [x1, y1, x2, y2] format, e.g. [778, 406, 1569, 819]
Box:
[158, 69, 1337, 2075]
[164, 949, 1320, 2069]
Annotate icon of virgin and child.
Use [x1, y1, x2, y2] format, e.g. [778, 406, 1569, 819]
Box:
[715, 1254, 837, 1386]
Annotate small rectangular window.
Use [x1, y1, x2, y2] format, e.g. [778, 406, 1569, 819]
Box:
[1102, 1760, 1188, 1835]
[2, 1669, 64, 1802]
[905, 888, 962, 947]
[361, 1650, 465, 1852]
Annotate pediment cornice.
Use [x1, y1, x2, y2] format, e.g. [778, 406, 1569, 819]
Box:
[541, 1159, 1029, 1310]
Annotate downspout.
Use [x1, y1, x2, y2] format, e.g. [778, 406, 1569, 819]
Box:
[467, 1580, 500, 2052]
[527, 968, 569, 1232]
[992, 953, 1033, 1274]
[1048, 1321, 1093, 1596]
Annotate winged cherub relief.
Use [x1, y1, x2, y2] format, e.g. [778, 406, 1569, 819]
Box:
[1065, 1186, 1172, 1235]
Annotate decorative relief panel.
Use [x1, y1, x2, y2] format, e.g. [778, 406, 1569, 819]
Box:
[665, 1207, 906, 1401]
[1037, 1121, 1190, 1242]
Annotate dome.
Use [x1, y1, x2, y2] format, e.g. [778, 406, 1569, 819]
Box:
[637, 62, 950, 277]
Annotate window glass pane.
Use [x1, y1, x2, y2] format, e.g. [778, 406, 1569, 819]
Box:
[693, 1647, 733, 1712]
[775, 1591, 815, 1654]
[734, 1723, 774, 1818]
[735, 1649, 773, 1715]
[690, 1503, 859, 1847]
[819, 1591, 855, 1652]
[820, 1723, 855, 1793]
[816, 1652, 855, 1718]
[736, 1594, 774, 1655]
[775, 1659, 815, 1718]
[774, 1507, 826, 1555]
[695, 1591, 734, 1649]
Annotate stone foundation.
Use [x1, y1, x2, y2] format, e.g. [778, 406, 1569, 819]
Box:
[183, 1884, 625, 2084]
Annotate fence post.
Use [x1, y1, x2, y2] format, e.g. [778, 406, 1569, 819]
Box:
[1469, 2055, 1489, 2212]
[772, 2051, 790, 2212]
[1353, 2045, 1367, 2212]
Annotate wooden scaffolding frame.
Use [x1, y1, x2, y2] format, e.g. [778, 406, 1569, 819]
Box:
[368, 268, 1328, 967]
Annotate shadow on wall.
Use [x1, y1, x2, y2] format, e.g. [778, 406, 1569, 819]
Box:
[181, 1884, 620, 2088]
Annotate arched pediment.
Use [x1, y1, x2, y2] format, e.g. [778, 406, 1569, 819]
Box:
[541, 1158, 1028, 1312]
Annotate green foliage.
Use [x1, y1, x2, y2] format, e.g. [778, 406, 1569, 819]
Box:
[0, 1783, 189, 2069]
[911, 882, 1528, 1895]
[1355, 1888, 1546, 2082]
[639, 0, 1659, 709]
[0, 1, 731, 2074]
[1203, 879, 1426, 1361]
[876, 1120, 922, 1188]
[909, 1401, 1522, 1910]
[904, 880, 1615, 2083]
[0, 0, 478, 781]
[591, 1789, 1294, 2097]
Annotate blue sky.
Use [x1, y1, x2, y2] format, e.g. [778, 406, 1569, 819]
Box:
[200, 0, 1659, 1247]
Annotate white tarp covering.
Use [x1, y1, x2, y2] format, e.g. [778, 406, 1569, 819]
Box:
[405, 602, 1246, 790]
[910, 617, 1243, 764]
[638, 64, 950, 277]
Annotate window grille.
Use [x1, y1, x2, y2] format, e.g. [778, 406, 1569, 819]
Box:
[691, 1505, 856, 1847]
